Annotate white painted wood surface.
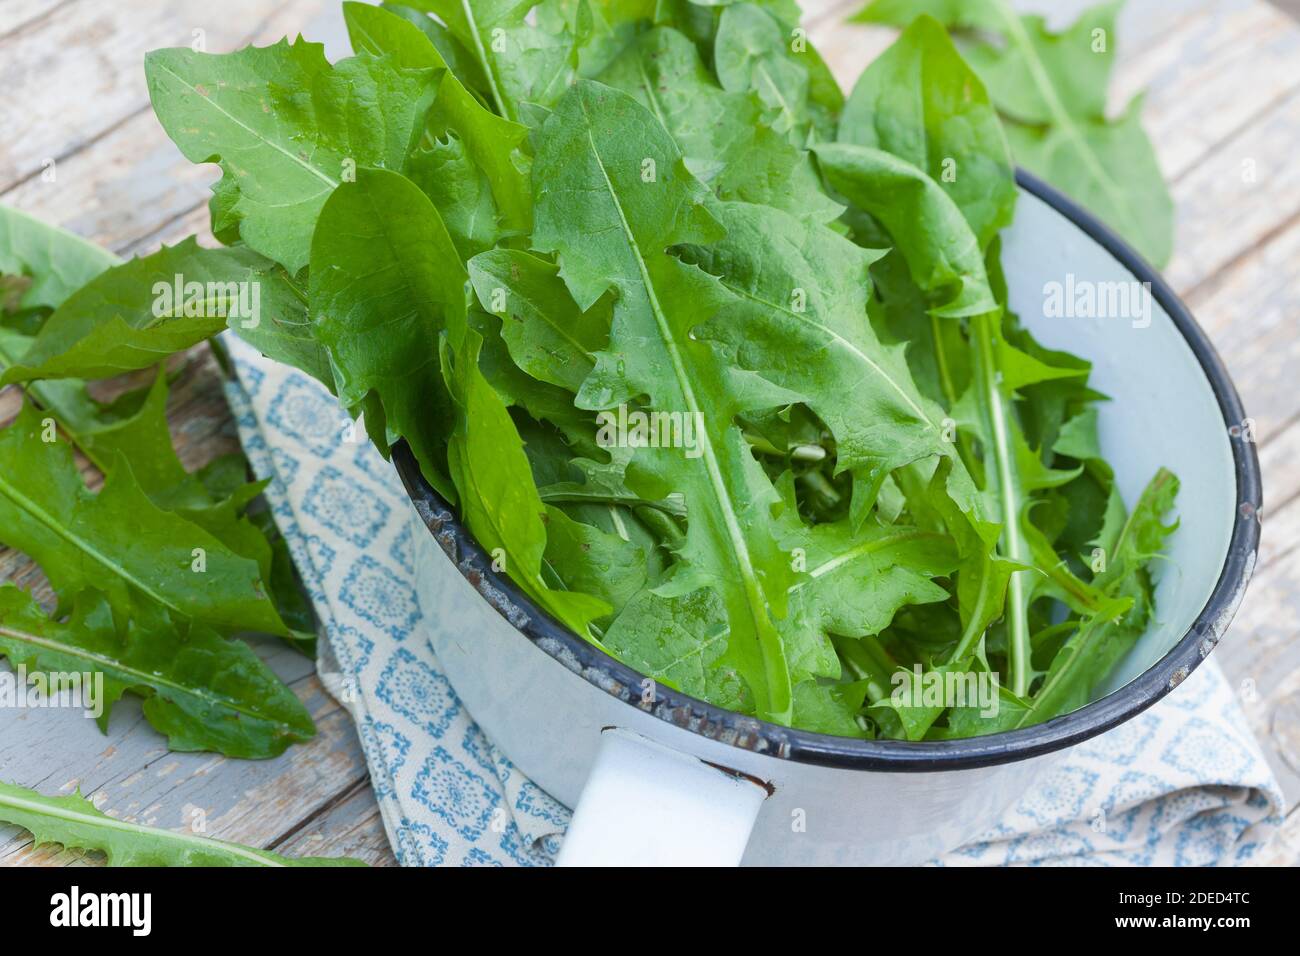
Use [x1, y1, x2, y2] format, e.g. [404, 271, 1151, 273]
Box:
[0, 0, 1297, 867]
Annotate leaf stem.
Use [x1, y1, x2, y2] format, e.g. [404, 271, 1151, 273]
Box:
[459, 0, 513, 121]
[0, 786, 288, 866]
[578, 104, 793, 723]
[971, 311, 1031, 696]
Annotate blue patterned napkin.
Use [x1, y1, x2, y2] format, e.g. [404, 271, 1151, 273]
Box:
[221, 334, 1284, 867]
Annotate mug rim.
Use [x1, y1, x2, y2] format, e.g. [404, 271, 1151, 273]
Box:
[394, 169, 1262, 772]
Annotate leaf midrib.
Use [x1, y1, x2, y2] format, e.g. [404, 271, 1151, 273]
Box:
[721, 278, 937, 429]
[0, 789, 283, 867]
[0, 469, 185, 618]
[152, 60, 339, 190]
[0, 621, 297, 731]
[805, 527, 937, 581]
[577, 98, 789, 719]
[642, 625, 728, 682]
[507, 288, 595, 367]
[990, 0, 1139, 239]
[752, 59, 796, 130]
[634, 58, 672, 131]
[972, 312, 1032, 696]
[459, 0, 513, 121]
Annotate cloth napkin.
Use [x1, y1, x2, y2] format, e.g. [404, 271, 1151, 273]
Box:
[220, 334, 1284, 867]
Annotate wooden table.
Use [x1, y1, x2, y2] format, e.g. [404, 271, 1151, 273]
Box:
[1, 0, 1298, 867]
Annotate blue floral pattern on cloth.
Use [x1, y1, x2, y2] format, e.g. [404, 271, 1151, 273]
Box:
[222, 335, 1283, 867]
[933, 664, 1284, 866]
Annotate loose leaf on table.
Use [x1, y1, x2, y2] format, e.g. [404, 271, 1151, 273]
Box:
[1, 240, 326, 385]
[0, 213, 324, 486]
[0, 341, 309, 649]
[0, 329, 137, 475]
[0, 586, 312, 758]
[0, 216, 313, 653]
[165, 448, 316, 654]
[854, 0, 1173, 265]
[532, 80, 803, 723]
[27, 365, 213, 507]
[971, 2, 1171, 267]
[0, 402, 286, 636]
[0, 205, 119, 314]
[1005, 93, 1170, 265]
[145, 38, 439, 273]
[309, 166, 467, 504]
[0, 781, 364, 865]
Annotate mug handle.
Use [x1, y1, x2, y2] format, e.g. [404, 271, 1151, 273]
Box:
[555, 727, 770, 866]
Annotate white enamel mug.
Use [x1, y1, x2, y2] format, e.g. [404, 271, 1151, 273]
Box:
[394, 173, 1261, 866]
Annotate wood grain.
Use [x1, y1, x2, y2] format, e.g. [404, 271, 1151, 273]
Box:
[0, 0, 396, 867]
[1114, 0, 1300, 183]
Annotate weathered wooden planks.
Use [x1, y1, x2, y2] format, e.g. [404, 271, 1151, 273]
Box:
[1115, 0, 1300, 183]
[0, 672, 393, 865]
[0, 0, 397, 867]
[271, 780, 397, 865]
[0, 0, 353, 192]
